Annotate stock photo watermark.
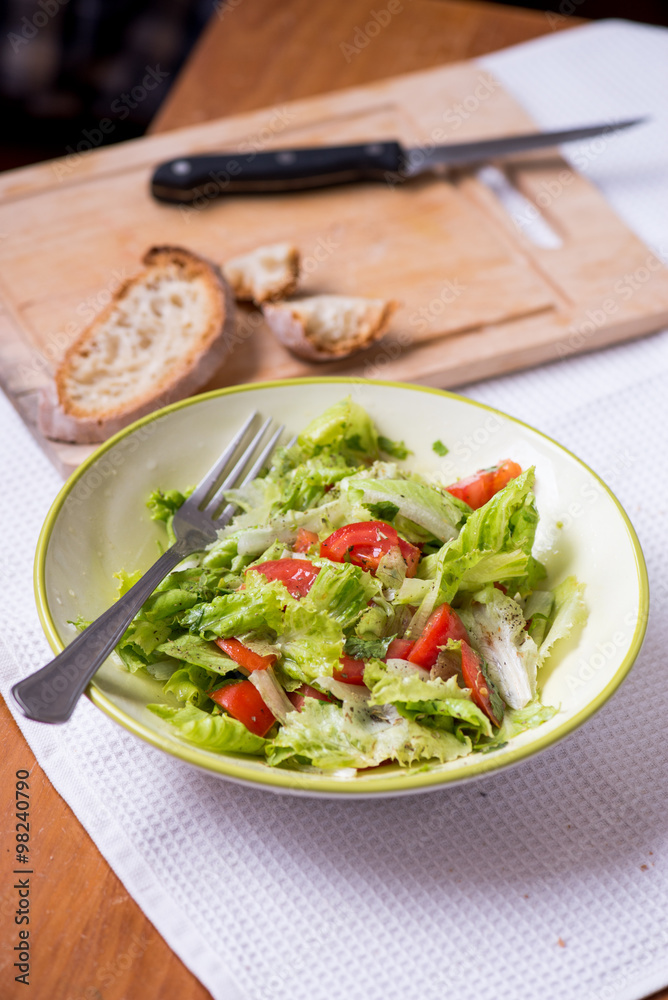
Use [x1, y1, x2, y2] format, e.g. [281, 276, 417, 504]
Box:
[8, 0, 69, 53]
[556, 248, 668, 358]
[340, 0, 407, 63]
[51, 66, 170, 182]
[177, 106, 297, 222]
[15, 267, 130, 385]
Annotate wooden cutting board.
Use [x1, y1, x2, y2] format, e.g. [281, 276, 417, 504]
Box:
[1, 60, 667, 474]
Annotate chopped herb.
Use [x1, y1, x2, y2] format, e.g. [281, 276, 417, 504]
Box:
[344, 434, 364, 452]
[432, 440, 449, 456]
[344, 634, 397, 660]
[378, 435, 411, 460]
[365, 500, 400, 522]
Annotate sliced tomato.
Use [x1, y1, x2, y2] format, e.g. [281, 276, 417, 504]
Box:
[407, 603, 469, 669]
[460, 641, 502, 728]
[293, 528, 319, 553]
[210, 680, 276, 737]
[288, 684, 334, 712]
[320, 521, 420, 578]
[246, 558, 320, 598]
[215, 637, 275, 672]
[384, 638, 416, 661]
[445, 460, 522, 510]
[333, 655, 367, 686]
[398, 538, 421, 578]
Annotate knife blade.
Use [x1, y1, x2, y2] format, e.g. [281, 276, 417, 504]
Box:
[150, 117, 646, 204]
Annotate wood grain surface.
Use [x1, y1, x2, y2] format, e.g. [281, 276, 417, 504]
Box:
[3, 63, 668, 476]
[3, 3, 666, 1000]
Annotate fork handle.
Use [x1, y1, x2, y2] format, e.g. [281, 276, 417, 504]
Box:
[12, 542, 192, 724]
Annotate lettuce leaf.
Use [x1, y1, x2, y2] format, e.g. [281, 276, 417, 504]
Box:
[433, 468, 543, 604]
[114, 568, 142, 597]
[276, 602, 344, 684]
[459, 587, 538, 710]
[523, 590, 554, 646]
[538, 576, 587, 667]
[148, 703, 268, 754]
[299, 397, 379, 461]
[273, 454, 360, 515]
[157, 634, 240, 674]
[266, 698, 471, 768]
[364, 659, 493, 739]
[142, 589, 200, 622]
[344, 478, 469, 543]
[483, 699, 558, 750]
[182, 573, 288, 638]
[163, 665, 215, 707]
[122, 619, 172, 657]
[304, 561, 381, 629]
[147, 488, 192, 546]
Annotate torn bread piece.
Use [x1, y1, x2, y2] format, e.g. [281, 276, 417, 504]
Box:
[263, 294, 397, 362]
[223, 242, 300, 303]
[39, 245, 234, 443]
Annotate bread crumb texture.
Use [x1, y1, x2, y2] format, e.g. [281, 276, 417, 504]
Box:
[224, 242, 300, 303]
[60, 250, 225, 418]
[263, 294, 396, 361]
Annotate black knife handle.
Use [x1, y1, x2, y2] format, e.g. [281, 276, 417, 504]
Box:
[150, 142, 404, 203]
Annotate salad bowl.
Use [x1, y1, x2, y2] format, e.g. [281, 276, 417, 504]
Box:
[34, 378, 648, 796]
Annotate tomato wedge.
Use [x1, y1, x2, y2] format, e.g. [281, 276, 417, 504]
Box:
[293, 528, 320, 553]
[384, 638, 415, 661]
[320, 521, 420, 577]
[246, 558, 320, 598]
[460, 641, 502, 728]
[407, 603, 469, 669]
[445, 460, 522, 509]
[215, 637, 275, 672]
[210, 680, 276, 736]
[288, 684, 334, 712]
[333, 655, 367, 686]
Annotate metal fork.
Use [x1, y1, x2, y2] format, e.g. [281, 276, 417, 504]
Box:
[11, 412, 285, 724]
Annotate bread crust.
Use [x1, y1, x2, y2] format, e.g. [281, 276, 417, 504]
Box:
[39, 245, 235, 443]
[263, 296, 397, 362]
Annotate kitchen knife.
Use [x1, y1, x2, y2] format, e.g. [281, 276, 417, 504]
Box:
[150, 117, 646, 204]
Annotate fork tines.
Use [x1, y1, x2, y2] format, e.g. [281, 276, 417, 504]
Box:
[188, 413, 285, 525]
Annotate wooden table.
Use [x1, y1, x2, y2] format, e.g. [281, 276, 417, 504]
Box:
[3, 2, 666, 998]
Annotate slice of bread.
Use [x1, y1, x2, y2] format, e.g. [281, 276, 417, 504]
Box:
[39, 246, 234, 443]
[223, 242, 300, 303]
[262, 294, 396, 362]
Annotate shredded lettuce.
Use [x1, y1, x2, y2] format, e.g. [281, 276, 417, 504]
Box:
[299, 397, 379, 460]
[112, 399, 585, 773]
[345, 478, 469, 543]
[304, 561, 381, 628]
[364, 659, 494, 739]
[149, 703, 268, 754]
[434, 469, 543, 601]
[538, 576, 587, 666]
[163, 665, 215, 708]
[267, 697, 471, 769]
[459, 586, 538, 710]
[157, 635, 240, 674]
[484, 699, 559, 750]
[276, 602, 344, 684]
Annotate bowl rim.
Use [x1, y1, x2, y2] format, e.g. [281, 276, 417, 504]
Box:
[34, 377, 649, 796]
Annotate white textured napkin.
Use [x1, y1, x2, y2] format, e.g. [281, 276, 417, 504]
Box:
[2, 19, 668, 1000]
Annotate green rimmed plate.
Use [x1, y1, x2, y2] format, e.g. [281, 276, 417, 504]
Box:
[34, 378, 648, 796]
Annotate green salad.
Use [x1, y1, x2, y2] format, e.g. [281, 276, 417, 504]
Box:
[109, 398, 586, 772]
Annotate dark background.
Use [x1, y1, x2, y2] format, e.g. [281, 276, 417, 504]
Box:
[0, 0, 666, 172]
